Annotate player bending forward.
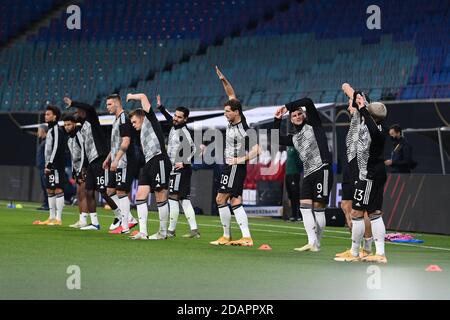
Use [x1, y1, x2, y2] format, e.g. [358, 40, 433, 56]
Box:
[273, 98, 333, 252]
[127, 93, 171, 240]
[334, 92, 388, 263]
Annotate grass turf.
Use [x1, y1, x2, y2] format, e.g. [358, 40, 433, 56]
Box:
[1, 200, 449, 300]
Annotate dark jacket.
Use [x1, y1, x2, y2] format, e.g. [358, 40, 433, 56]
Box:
[36, 139, 46, 169]
[390, 137, 415, 173]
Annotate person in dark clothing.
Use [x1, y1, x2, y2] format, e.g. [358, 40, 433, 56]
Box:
[36, 125, 49, 210]
[385, 124, 415, 173]
[285, 146, 303, 222]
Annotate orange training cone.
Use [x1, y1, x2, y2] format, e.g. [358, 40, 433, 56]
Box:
[258, 244, 272, 251]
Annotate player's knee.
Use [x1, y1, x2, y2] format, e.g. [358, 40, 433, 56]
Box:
[230, 198, 242, 207]
[169, 194, 179, 201]
[136, 198, 147, 205]
[154, 191, 167, 203]
[216, 194, 226, 205]
[107, 190, 116, 197]
[300, 203, 312, 210]
[368, 210, 383, 220]
[116, 190, 127, 197]
[313, 202, 326, 210]
[351, 209, 364, 219]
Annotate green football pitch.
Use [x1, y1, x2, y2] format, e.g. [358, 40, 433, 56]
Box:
[1, 200, 449, 300]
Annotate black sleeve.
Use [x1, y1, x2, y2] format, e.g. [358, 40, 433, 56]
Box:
[359, 107, 382, 140]
[244, 132, 257, 152]
[285, 98, 321, 126]
[144, 108, 166, 152]
[393, 142, 413, 166]
[144, 107, 158, 123]
[71, 101, 97, 122]
[272, 118, 294, 146]
[119, 117, 132, 138]
[157, 105, 173, 122]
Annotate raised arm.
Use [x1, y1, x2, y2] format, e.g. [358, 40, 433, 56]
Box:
[65, 96, 97, 120]
[342, 83, 355, 100]
[285, 97, 321, 126]
[215, 66, 237, 100]
[355, 94, 382, 139]
[126, 93, 151, 113]
[156, 94, 173, 121]
[273, 106, 294, 146]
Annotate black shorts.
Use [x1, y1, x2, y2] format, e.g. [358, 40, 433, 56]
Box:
[342, 158, 359, 201]
[217, 164, 247, 198]
[138, 153, 171, 192]
[45, 168, 67, 190]
[352, 178, 385, 213]
[300, 165, 333, 204]
[85, 157, 108, 192]
[169, 165, 192, 199]
[107, 164, 135, 192]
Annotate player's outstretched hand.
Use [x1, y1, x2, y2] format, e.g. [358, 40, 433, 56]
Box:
[215, 66, 225, 80]
[355, 94, 365, 109]
[156, 94, 162, 107]
[275, 106, 287, 119]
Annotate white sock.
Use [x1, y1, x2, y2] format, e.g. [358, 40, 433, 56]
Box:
[300, 206, 318, 246]
[136, 200, 148, 236]
[110, 193, 121, 219]
[80, 212, 88, 224]
[119, 195, 130, 231]
[314, 208, 326, 247]
[55, 193, 64, 221]
[232, 204, 251, 238]
[48, 195, 56, 220]
[351, 218, 365, 257]
[90, 212, 99, 226]
[371, 216, 386, 256]
[218, 204, 232, 238]
[181, 199, 198, 231]
[157, 201, 169, 236]
[128, 211, 136, 222]
[363, 237, 373, 252]
[168, 199, 180, 232]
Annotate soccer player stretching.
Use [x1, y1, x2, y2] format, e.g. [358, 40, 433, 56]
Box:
[65, 97, 122, 230]
[156, 95, 200, 239]
[127, 93, 171, 240]
[336, 84, 373, 258]
[334, 93, 388, 263]
[104, 94, 138, 234]
[273, 98, 333, 252]
[210, 66, 260, 247]
[62, 115, 89, 228]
